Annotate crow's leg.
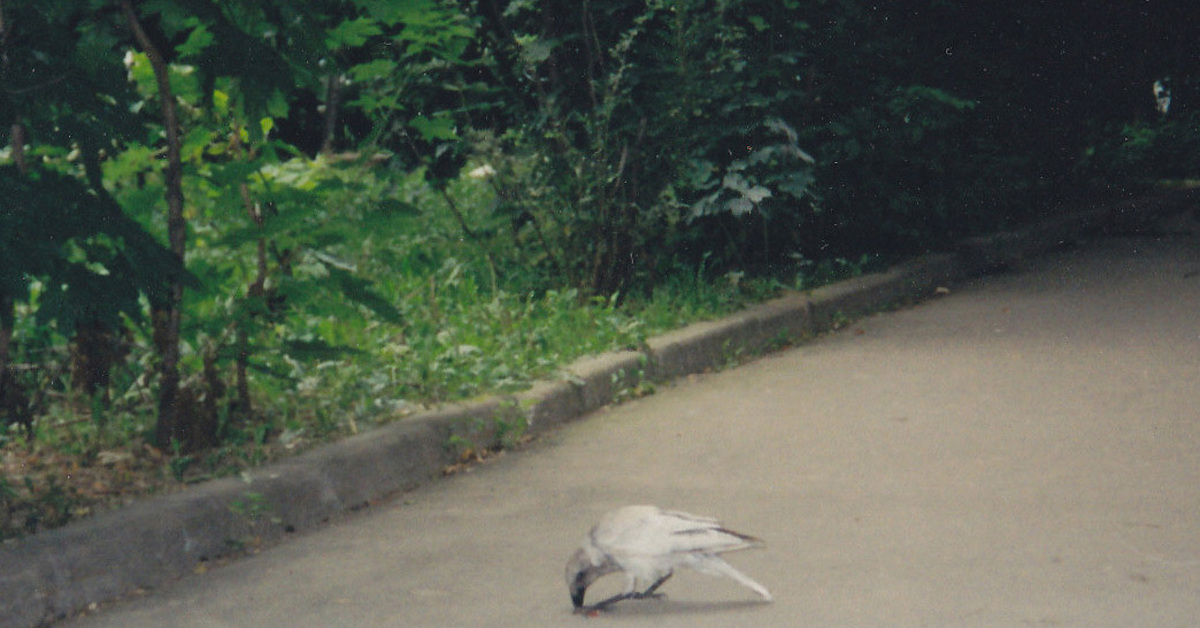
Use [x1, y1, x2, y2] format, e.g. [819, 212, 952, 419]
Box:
[575, 573, 673, 614]
[632, 572, 672, 599]
[574, 591, 634, 614]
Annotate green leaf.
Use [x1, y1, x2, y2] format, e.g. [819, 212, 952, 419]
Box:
[357, 0, 439, 26]
[517, 36, 558, 65]
[327, 16, 382, 49]
[181, 127, 218, 162]
[126, 51, 157, 95]
[267, 89, 289, 119]
[213, 88, 230, 113]
[323, 266, 404, 324]
[283, 338, 363, 361]
[208, 160, 264, 187]
[176, 18, 215, 58]
[349, 59, 398, 82]
[409, 115, 458, 141]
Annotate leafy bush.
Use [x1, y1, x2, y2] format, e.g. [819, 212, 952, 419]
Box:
[470, 0, 819, 296]
[1084, 112, 1200, 182]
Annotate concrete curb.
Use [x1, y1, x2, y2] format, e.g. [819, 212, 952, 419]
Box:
[2, 189, 1195, 627]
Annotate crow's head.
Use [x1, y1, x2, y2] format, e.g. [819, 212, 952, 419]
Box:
[565, 547, 611, 610]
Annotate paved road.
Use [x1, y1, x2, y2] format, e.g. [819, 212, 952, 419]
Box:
[61, 232, 1200, 627]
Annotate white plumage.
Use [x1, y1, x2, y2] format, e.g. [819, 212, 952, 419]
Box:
[565, 505, 772, 612]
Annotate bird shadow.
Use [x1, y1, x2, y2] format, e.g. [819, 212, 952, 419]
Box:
[589, 598, 771, 619]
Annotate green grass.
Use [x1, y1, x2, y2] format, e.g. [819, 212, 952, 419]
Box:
[1, 162, 884, 540]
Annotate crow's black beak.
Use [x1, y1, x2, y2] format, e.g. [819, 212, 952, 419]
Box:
[570, 567, 591, 609]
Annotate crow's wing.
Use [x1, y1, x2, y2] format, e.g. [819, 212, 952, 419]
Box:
[595, 506, 763, 558]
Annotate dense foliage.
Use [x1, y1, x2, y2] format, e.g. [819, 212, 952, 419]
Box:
[1, 0, 1197, 535]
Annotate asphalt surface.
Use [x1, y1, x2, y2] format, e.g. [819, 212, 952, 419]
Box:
[57, 229, 1200, 627]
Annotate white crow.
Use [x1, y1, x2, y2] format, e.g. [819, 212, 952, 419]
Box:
[565, 505, 772, 613]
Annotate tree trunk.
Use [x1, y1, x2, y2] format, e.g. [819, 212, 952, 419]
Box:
[69, 319, 125, 401]
[121, 0, 193, 450]
[0, 297, 31, 439]
[4, 5, 34, 437]
[320, 73, 342, 155]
